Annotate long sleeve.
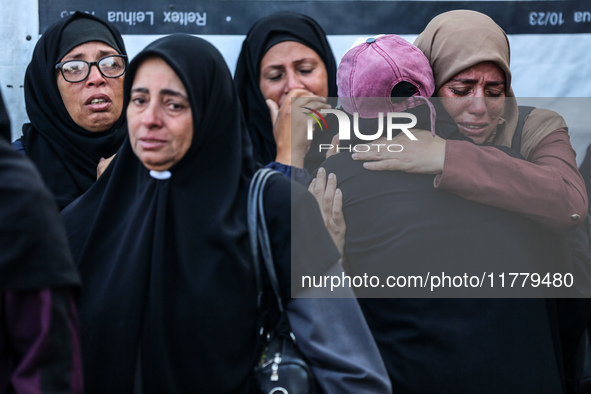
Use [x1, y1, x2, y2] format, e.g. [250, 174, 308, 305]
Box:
[435, 129, 587, 232]
[286, 264, 392, 394]
[0, 288, 83, 393]
[264, 161, 311, 186]
[11, 139, 24, 154]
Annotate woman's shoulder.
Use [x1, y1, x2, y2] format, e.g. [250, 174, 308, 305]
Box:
[526, 107, 567, 126]
[521, 107, 568, 159]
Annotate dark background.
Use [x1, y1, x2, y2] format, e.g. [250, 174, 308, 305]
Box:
[40, 1, 591, 35]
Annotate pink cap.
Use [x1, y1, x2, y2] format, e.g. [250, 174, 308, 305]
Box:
[337, 34, 435, 118]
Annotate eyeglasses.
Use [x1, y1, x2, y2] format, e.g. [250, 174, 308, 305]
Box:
[55, 55, 127, 83]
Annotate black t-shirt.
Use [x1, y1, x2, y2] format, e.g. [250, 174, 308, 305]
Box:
[321, 150, 567, 392]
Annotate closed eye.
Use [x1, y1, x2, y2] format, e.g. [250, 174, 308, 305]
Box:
[450, 88, 470, 96]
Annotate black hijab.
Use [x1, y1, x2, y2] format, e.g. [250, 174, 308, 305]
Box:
[234, 11, 338, 170]
[22, 11, 127, 210]
[0, 89, 79, 290]
[61, 34, 339, 393]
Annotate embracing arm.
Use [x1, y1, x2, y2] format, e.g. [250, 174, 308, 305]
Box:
[436, 129, 587, 231]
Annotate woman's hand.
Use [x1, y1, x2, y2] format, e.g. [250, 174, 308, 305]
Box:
[352, 129, 446, 174]
[325, 132, 339, 159]
[97, 154, 116, 179]
[267, 89, 331, 168]
[308, 167, 346, 255]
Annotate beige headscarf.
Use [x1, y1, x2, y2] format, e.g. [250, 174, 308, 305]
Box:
[414, 10, 565, 159]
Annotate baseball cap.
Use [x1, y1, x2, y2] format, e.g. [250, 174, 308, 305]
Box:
[337, 34, 435, 119]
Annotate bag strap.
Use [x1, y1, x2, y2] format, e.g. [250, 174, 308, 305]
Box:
[489, 105, 535, 160]
[247, 168, 285, 332]
[510, 105, 536, 153]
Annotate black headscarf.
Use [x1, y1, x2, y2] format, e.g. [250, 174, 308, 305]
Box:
[0, 88, 80, 290]
[234, 11, 338, 170]
[61, 34, 337, 392]
[57, 17, 122, 61]
[21, 11, 127, 210]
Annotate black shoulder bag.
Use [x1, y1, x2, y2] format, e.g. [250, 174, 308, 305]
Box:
[248, 168, 318, 394]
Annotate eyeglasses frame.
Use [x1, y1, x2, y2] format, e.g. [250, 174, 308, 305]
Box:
[55, 54, 128, 83]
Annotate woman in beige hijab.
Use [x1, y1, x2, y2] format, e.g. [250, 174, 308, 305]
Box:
[350, 10, 587, 232]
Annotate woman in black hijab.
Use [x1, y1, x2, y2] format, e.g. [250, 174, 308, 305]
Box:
[0, 89, 82, 392]
[61, 34, 390, 393]
[234, 11, 337, 180]
[17, 11, 127, 210]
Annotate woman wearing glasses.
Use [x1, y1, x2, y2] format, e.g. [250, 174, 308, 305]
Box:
[14, 12, 127, 210]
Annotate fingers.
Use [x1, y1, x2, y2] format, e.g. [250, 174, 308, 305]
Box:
[350, 136, 392, 161]
[305, 98, 331, 110]
[309, 169, 341, 226]
[287, 90, 330, 111]
[265, 99, 279, 125]
[97, 154, 116, 179]
[308, 169, 346, 255]
[273, 91, 331, 167]
[309, 167, 335, 224]
[287, 88, 327, 100]
[322, 172, 337, 221]
[97, 161, 108, 173]
[309, 167, 327, 205]
[350, 130, 434, 161]
[330, 187, 346, 255]
[362, 159, 402, 171]
[326, 133, 339, 159]
[348, 134, 412, 167]
[332, 188, 344, 227]
[351, 150, 386, 162]
[308, 177, 316, 194]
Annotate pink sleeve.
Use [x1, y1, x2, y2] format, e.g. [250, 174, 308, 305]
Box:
[3, 288, 83, 393]
[434, 130, 588, 232]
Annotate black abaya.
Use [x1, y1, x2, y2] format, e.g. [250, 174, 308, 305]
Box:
[61, 34, 339, 393]
[0, 87, 79, 289]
